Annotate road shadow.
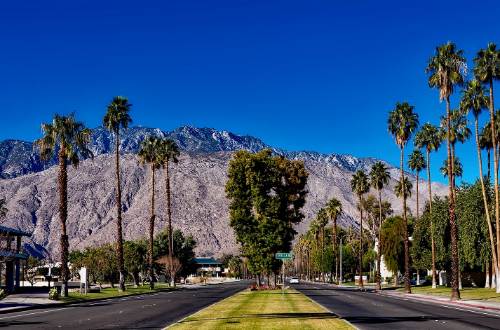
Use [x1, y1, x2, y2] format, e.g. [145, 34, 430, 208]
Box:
[0, 320, 45, 327]
[178, 312, 339, 324]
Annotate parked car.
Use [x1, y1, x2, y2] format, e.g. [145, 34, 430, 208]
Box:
[289, 277, 299, 284]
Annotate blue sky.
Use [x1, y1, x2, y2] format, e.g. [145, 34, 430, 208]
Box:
[0, 0, 499, 183]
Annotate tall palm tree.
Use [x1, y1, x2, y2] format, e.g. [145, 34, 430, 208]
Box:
[388, 101, 419, 294]
[440, 157, 463, 178]
[474, 43, 500, 292]
[36, 114, 93, 297]
[369, 162, 390, 291]
[479, 124, 493, 181]
[440, 110, 471, 199]
[325, 198, 342, 284]
[426, 42, 466, 300]
[408, 150, 426, 219]
[415, 123, 442, 288]
[394, 177, 413, 208]
[351, 170, 370, 289]
[460, 80, 497, 281]
[158, 138, 180, 286]
[103, 96, 132, 292]
[138, 136, 162, 289]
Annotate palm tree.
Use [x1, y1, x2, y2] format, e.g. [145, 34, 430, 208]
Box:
[460, 80, 498, 282]
[394, 177, 413, 208]
[103, 96, 132, 292]
[36, 114, 93, 297]
[426, 42, 466, 300]
[440, 110, 471, 200]
[474, 43, 500, 293]
[414, 123, 442, 288]
[316, 208, 329, 282]
[325, 198, 342, 284]
[479, 124, 493, 181]
[388, 101, 419, 294]
[440, 157, 463, 178]
[158, 138, 180, 286]
[351, 170, 370, 289]
[408, 150, 425, 219]
[138, 136, 162, 289]
[369, 162, 390, 291]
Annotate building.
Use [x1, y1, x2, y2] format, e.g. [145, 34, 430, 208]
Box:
[0, 225, 30, 293]
[193, 257, 223, 277]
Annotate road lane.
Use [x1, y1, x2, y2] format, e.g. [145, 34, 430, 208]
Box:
[0, 281, 248, 329]
[294, 282, 500, 329]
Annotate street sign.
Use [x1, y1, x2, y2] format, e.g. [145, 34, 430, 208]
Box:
[275, 252, 293, 260]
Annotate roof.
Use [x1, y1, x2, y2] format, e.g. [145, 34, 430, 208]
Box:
[193, 257, 221, 265]
[0, 225, 31, 237]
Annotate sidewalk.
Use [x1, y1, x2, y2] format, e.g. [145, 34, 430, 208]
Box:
[0, 291, 61, 313]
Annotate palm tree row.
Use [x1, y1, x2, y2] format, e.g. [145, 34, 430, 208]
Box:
[36, 97, 180, 296]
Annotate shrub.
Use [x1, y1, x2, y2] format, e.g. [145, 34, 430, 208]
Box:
[48, 287, 59, 300]
[0, 289, 6, 300]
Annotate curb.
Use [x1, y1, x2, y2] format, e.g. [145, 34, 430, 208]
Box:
[0, 286, 179, 316]
[379, 291, 500, 314]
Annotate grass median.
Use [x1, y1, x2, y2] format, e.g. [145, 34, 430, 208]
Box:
[62, 283, 175, 303]
[169, 288, 353, 330]
[398, 286, 500, 302]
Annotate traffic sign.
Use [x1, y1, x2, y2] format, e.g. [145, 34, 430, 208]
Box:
[275, 252, 293, 260]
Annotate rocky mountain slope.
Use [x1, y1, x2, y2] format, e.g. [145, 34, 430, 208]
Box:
[0, 126, 447, 258]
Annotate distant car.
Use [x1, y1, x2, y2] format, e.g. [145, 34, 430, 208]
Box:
[289, 277, 299, 284]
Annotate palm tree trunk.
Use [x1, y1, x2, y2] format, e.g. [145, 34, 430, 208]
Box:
[115, 131, 125, 292]
[400, 146, 411, 294]
[165, 160, 175, 286]
[58, 148, 69, 298]
[333, 217, 338, 284]
[426, 149, 437, 289]
[376, 188, 382, 291]
[416, 172, 419, 219]
[446, 96, 460, 300]
[487, 149, 491, 182]
[149, 165, 156, 290]
[358, 195, 364, 289]
[490, 78, 500, 293]
[474, 117, 498, 289]
[485, 261, 490, 288]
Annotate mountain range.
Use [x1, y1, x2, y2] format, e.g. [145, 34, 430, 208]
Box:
[0, 126, 447, 258]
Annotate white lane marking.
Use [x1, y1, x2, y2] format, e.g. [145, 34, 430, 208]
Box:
[0, 307, 73, 320]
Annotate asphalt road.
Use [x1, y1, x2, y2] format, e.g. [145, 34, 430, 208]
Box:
[294, 282, 500, 329]
[0, 281, 248, 329]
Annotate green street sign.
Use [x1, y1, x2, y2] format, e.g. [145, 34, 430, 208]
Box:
[275, 252, 293, 260]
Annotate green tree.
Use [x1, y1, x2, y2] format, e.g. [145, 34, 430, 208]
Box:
[415, 122, 442, 288]
[369, 161, 390, 290]
[138, 136, 162, 289]
[408, 150, 425, 219]
[474, 43, 500, 293]
[325, 198, 342, 284]
[350, 170, 369, 288]
[103, 95, 132, 292]
[124, 240, 147, 287]
[427, 42, 466, 300]
[388, 101, 419, 294]
[157, 138, 180, 286]
[380, 216, 405, 286]
[36, 113, 93, 297]
[225, 149, 308, 284]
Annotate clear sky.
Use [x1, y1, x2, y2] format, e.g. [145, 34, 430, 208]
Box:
[1, 0, 499, 184]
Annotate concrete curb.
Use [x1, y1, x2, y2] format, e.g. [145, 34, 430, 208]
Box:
[379, 290, 500, 315]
